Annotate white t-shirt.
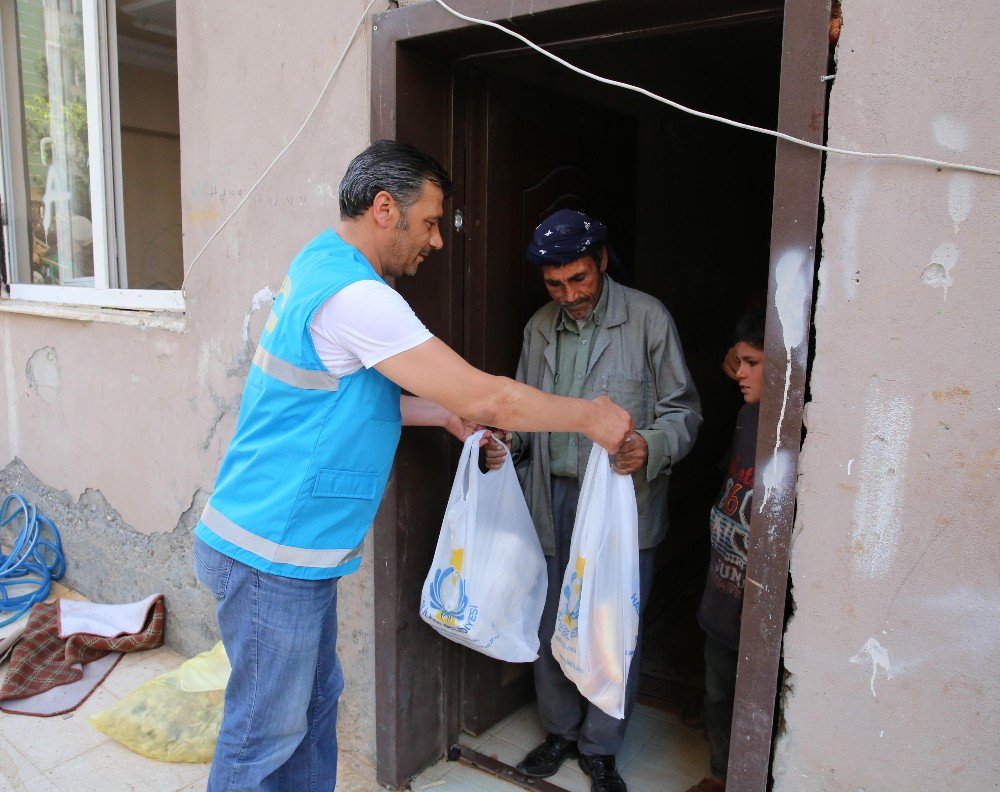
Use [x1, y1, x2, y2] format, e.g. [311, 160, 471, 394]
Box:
[309, 279, 432, 377]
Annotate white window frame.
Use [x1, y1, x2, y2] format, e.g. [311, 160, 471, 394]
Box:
[0, 0, 183, 312]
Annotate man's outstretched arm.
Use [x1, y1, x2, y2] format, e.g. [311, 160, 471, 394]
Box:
[377, 337, 632, 452]
[399, 394, 487, 444]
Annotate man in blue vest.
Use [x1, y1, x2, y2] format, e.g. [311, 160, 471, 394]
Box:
[193, 140, 634, 792]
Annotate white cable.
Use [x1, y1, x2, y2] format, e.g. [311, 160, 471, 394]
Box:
[432, 0, 1000, 178]
[183, 0, 997, 290]
[181, 0, 383, 292]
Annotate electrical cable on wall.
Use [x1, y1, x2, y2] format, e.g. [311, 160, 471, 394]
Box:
[431, 0, 1000, 178]
[181, 0, 383, 291]
[183, 0, 1000, 290]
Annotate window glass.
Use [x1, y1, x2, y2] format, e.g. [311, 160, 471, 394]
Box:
[115, 1, 181, 290]
[17, 0, 94, 286]
[2, 0, 181, 304]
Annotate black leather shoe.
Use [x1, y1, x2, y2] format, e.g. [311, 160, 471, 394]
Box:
[579, 754, 628, 791]
[515, 733, 579, 778]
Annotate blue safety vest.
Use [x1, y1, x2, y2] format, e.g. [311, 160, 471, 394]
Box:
[195, 230, 402, 579]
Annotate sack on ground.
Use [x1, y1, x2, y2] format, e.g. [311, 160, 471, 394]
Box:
[551, 443, 640, 719]
[88, 641, 230, 763]
[420, 430, 547, 662]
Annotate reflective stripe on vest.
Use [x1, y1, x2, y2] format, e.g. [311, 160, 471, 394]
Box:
[253, 346, 340, 392]
[200, 503, 364, 568]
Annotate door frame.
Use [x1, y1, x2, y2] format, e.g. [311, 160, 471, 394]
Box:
[370, 1, 831, 789]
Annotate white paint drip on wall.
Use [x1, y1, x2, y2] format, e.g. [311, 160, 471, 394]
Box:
[847, 458, 854, 475]
[2, 323, 20, 460]
[759, 248, 811, 511]
[851, 382, 914, 576]
[931, 114, 970, 153]
[907, 588, 1000, 659]
[841, 163, 874, 302]
[922, 587, 1000, 622]
[312, 182, 335, 202]
[243, 286, 277, 350]
[198, 338, 223, 387]
[759, 450, 794, 518]
[25, 348, 60, 404]
[228, 286, 279, 371]
[947, 173, 974, 234]
[153, 338, 172, 357]
[850, 637, 895, 697]
[775, 249, 811, 352]
[920, 241, 959, 298]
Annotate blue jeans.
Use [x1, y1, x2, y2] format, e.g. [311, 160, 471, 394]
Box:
[194, 537, 344, 791]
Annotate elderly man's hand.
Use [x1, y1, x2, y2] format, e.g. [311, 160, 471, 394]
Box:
[484, 431, 511, 470]
[612, 432, 648, 475]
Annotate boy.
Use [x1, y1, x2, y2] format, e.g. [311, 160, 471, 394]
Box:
[686, 309, 765, 792]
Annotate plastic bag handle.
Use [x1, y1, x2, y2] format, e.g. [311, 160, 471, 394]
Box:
[459, 429, 488, 494]
[446, 430, 484, 550]
[454, 429, 516, 543]
[457, 429, 514, 493]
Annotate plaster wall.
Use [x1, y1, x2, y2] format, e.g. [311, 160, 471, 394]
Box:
[774, 1, 1000, 788]
[0, 1, 379, 785]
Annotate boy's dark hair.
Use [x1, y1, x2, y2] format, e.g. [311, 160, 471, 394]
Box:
[732, 308, 766, 350]
[339, 140, 453, 220]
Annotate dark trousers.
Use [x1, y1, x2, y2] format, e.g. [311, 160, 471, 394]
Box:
[534, 476, 657, 757]
[703, 634, 738, 780]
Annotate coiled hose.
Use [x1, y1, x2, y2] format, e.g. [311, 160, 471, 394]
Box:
[0, 494, 66, 628]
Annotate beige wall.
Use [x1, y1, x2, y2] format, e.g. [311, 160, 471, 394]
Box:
[0, 1, 378, 786]
[774, 1, 1000, 789]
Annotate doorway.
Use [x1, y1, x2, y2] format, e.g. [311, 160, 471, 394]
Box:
[371, 1, 827, 789]
[453, 13, 782, 724]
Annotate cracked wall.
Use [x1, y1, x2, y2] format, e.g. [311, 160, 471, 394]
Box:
[0, 459, 217, 657]
[0, 1, 379, 786]
[774, 1, 1000, 789]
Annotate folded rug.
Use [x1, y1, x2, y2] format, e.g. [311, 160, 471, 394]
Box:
[0, 594, 165, 716]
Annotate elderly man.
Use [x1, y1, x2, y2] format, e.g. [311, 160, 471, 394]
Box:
[487, 209, 701, 792]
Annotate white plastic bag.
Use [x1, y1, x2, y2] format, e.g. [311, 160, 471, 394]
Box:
[551, 443, 641, 719]
[420, 430, 547, 662]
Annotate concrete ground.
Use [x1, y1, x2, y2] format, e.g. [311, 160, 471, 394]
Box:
[411, 699, 710, 791]
[0, 582, 211, 792]
[0, 581, 709, 792]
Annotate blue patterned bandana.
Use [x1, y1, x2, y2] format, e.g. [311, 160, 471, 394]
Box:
[526, 209, 610, 267]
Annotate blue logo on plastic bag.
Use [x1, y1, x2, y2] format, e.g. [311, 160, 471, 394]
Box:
[424, 549, 480, 634]
[429, 565, 469, 626]
[556, 557, 585, 638]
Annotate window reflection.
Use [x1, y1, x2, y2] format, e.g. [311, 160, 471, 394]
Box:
[19, 0, 94, 286]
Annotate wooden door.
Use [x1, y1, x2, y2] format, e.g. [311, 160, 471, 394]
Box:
[455, 65, 638, 735]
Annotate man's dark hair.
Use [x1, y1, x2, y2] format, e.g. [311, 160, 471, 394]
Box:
[732, 308, 766, 350]
[339, 140, 453, 220]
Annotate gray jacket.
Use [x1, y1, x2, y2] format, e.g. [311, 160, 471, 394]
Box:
[512, 277, 702, 553]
